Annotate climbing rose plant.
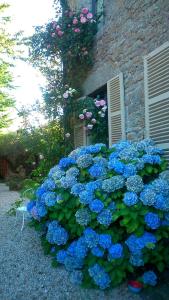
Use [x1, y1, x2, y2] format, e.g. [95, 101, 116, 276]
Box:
[27, 139, 169, 289]
[30, 7, 98, 73]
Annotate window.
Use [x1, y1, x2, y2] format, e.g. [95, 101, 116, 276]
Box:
[144, 42, 169, 165]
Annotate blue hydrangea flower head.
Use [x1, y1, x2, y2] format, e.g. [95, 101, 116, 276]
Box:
[123, 164, 137, 178]
[97, 209, 112, 226]
[126, 175, 143, 193]
[66, 167, 79, 177]
[56, 250, 67, 263]
[64, 256, 84, 271]
[77, 154, 93, 168]
[88, 264, 111, 289]
[130, 254, 144, 267]
[79, 190, 94, 205]
[60, 176, 77, 189]
[36, 202, 47, 217]
[42, 191, 57, 207]
[108, 243, 123, 260]
[70, 270, 83, 285]
[86, 180, 102, 192]
[83, 228, 99, 248]
[42, 178, 56, 191]
[75, 208, 91, 226]
[71, 183, 85, 196]
[144, 212, 160, 229]
[142, 271, 157, 286]
[123, 192, 138, 206]
[89, 164, 107, 178]
[91, 246, 104, 257]
[140, 188, 156, 206]
[27, 200, 36, 212]
[59, 157, 76, 169]
[108, 159, 124, 174]
[89, 199, 104, 213]
[102, 176, 125, 193]
[99, 234, 112, 249]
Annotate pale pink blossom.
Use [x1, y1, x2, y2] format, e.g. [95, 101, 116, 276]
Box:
[57, 30, 64, 37]
[79, 114, 85, 120]
[91, 118, 97, 124]
[80, 13, 84, 17]
[95, 100, 101, 107]
[56, 25, 61, 31]
[52, 21, 57, 28]
[87, 124, 93, 130]
[83, 51, 88, 55]
[100, 99, 106, 106]
[82, 8, 89, 14]
[73, 18, 78, 25]
[87, 13, 93, 19]
[83, 109, 87, 113]
[74, 28, 80, 33]
[65, 133, 71, 138]
[80, 16, 87, 24]
[63, 92, 69, 99]
[68, 24, 71, 27]
[86, 111, 92, 119]
[51, 33, 55, 37]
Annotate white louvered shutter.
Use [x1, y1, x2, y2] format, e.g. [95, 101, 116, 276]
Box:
[74, 124, 86, 148]
[107, 73, 125, 147]
[144, 42, 169, 164]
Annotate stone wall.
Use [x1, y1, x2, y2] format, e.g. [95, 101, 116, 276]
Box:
[77, 0, 169, 141]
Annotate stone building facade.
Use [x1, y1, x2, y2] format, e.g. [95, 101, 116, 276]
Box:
[67, 0, 169, 162]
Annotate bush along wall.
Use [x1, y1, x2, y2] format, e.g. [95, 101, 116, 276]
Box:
[27, 139, 169, 290]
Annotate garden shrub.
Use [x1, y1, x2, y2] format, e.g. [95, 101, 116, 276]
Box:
[27, 139, 169, 290]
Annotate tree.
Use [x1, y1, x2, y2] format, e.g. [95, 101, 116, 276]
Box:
[0, 3, 15, 129]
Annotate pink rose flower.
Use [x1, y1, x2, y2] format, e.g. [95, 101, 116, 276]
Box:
[87, 124, 93, 130]
[91, 118, 97, 124]
[80, 16, 87, 23]
[79, 114, 85, 120]
[68, 24, 71, 27]
[65, 133, 70, 138]
[80, 13, 84, 17]
[57, 30, 64, 37]
[82, 8, 89, 14]
[73, 18, 78, 25]
[95, 100, 101, 107]
[87, 13, 93, 19]
[63, 92, 69, 99]
[74, 28, 80, 33]
[100, 99, 106, 106]
[86, 111, 92, 119]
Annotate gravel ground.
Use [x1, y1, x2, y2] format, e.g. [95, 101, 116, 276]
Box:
[0, 183, 142, 300]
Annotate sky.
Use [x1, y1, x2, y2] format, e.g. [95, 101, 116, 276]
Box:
[5, 0, 56, 130]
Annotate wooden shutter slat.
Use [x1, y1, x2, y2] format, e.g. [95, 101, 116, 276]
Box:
[144, 41, 169, 167]
[107, 73, 125, 147]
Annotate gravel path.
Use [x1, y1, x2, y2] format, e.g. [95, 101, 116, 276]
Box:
[0, 183, 142, 300]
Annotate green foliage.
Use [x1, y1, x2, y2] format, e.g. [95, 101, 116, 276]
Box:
[0, 3, 15, 129]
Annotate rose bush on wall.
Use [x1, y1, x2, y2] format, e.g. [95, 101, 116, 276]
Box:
[30, 7, 98, 80]
[27, 139, 169, 290]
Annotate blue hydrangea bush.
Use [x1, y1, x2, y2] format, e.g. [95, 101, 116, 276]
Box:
[27, 139, 169, 289]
